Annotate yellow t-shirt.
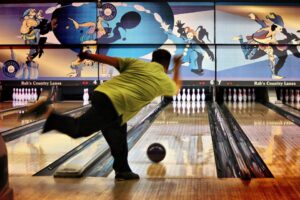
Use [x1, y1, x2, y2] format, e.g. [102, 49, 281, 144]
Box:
[95, 58, 176, 124]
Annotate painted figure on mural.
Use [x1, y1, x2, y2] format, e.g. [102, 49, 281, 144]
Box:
[19, 8, 57, 79]
[233, 12, 300, 79]
[163, 20, 214, 75]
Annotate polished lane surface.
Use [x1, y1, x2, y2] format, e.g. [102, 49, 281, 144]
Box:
[7, 100, 160, 176]
[226, 102, 300, 178]
[109, 101, 216, 178]
[0, 101, 22, 111]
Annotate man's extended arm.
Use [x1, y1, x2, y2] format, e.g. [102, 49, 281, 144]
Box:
[172, 55, 183, 94]
[78, 51, 120, 70]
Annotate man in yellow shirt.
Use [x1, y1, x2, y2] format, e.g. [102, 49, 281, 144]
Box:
[26, 49, 182, 180]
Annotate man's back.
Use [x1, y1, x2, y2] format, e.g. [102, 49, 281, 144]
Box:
[95, 58, 176, 124]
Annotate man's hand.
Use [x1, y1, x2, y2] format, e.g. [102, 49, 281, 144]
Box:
[172, 54, 183, 94]
[173, 54, 183, 68]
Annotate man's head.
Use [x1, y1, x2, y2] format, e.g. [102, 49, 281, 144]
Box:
[151, 49, 171, 72]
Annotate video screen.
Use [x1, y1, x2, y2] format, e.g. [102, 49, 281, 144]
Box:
[216, 4, 300, 44]
[0, 2, 215, 83]
[0, 2, 96, 45]
[217, 45, 300, 82]
[0, 2, 214, 45]
[0, 47, 98, 80]
[216, 3, 300, 85]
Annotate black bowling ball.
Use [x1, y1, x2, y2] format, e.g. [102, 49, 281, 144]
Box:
[147, 143, 166, 163]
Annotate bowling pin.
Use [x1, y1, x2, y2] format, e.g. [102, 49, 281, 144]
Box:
[238, 89, 243, 102]
[33, 88, 38, 102]
[247, 88, 252, 102]
[191, 88, 196, 101]
[172, 94, 177, 102]
[201, 88, 205, 101]
[182, 88, 186, 101]
[12, 88, 16, 101]
[233, 88, 237, 102]
[177, 89, 181, 101]
[285, 89, 289, 102]
[16, 88, 19, 102]
[290, 89, 295, 102]
[296, 90, 300, 103]
[223, 88, 227, 101]
[252, 88, 256, 102]
[21, 88, 25, 103]
[186, 88, 191, 102]
[228, 88, 232, 102]
[243, 88, 247, 102]
[196, 88, 201, 101]
[83, 88, 89, 102]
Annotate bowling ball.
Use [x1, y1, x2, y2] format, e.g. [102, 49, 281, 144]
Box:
[147, 143, 166, 163]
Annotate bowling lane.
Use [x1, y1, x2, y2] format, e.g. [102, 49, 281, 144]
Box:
[109, 101, 217, 178]
[0, 101, 84, 132]
[0, 101, 23, 111]
[275, 103, 300, 117]
[285, 102, 300, 112]
[226, 102, 300, 178]
[7, 129, 94, 176]
[7, 100, 161, 176]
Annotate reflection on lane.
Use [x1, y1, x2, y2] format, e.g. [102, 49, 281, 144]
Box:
[226, 102, 300, 178]
[7, 100, 160, 176]
[275, 103, 300, 117]
[108, 102, 216, 178]
[7, 130, 94, 175]
[0, 101, 84, 132]
[0, 102, 23, 111]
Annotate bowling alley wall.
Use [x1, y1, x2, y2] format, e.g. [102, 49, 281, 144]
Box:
[0, 0, 300, 97]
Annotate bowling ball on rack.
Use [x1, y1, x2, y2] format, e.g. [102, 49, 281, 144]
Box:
[147, 143, 166, 163]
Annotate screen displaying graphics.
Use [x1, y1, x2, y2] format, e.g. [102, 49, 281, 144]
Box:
[216, 3, 300, 84]
[0, 2, 214, 45]
[0, 48, 98, 80]
[0, 2, 215, 82]
[217, 45, 300, 82]
[0, 3, 62, 45]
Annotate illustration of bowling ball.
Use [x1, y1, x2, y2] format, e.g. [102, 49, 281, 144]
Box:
[147, 143, 166, 163]
[52, 2, 174, 58]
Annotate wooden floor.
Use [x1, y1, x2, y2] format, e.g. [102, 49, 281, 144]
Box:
[9, 176, 300, 200]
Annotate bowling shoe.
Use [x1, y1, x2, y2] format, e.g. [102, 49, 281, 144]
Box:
[115, 171, 140, 181]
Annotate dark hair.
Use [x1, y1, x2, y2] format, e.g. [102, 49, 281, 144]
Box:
[151, 49, 171, 70]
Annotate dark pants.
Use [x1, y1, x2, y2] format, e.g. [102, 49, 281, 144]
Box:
[43, 91, 131, 173]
